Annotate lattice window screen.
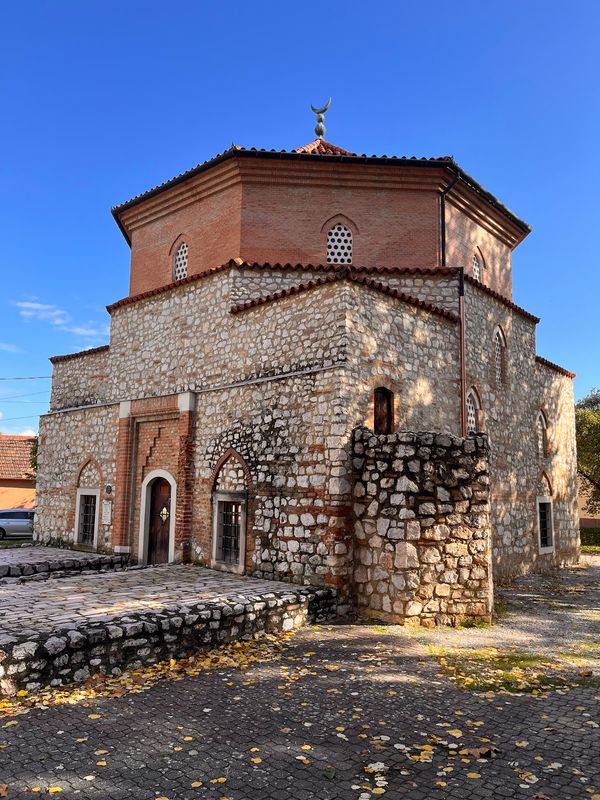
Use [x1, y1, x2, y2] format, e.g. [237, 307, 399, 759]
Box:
[173, 242, 189, 281]
[327, 224, 353, 264]
[472, 254, 481, 281]
[494, 332, 504, 386]
[466, 392, 478, 434]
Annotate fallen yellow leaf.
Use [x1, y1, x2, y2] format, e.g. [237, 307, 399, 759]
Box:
[183, 736, 193, 741]
[301, 744, 312, 750]
[96, 761, 107, 767]
[88, 714, 101, 720]
[251, 757, 262, 763]
[467, 773, 481, 779]
[515, 740, 529, 747]
[190, 781, 203, 788]
[48, 789, 63, 795]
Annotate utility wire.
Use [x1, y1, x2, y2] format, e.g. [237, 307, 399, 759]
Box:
[0, 376, 51, 381]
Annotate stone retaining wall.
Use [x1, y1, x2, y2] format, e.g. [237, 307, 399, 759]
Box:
[0, 553, 128, 584]
[0, 586, 336, 695]
[352, 427, 493, 626]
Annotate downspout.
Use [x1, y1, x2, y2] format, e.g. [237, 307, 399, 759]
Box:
[458, 268, 467, 436]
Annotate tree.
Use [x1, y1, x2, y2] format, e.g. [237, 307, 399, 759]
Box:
[576, 388, 600, 515]
[28, 438, 38, 484]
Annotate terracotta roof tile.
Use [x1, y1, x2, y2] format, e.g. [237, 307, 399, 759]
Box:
[293, 138, 355, 156]
[230, 271, 459, 323]
[464, 274, 540, 323]
[106, 261, 460, 317]
[0, 435, 37, 481]
[535, 355, 576, 379]
[50, 344, 109, 364]
[110, 144, 529, 239]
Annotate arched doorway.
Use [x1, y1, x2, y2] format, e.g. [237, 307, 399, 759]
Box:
[147, 478, 171, 564]
[139, 469, 177, 565]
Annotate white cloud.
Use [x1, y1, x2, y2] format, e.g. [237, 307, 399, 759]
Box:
[17, 428, 37, 437]
[0, 411, 3, 420]
[14, 300, 109, 340]
[0, 343, 20, 353]
[15, 301, 69, 326]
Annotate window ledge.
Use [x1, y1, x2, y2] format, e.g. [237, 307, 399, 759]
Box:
[538, 546, 555, 555]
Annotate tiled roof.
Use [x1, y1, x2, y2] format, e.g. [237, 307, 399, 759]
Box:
[293, 138, 355, 156]
[106, 261, 459, 315]
[231, 271, 459, 323]
[0, 435, 36, 481]
[50, 344, 109, 364]
[535, 355, 576, 379]
[111, 143, 529, 237]
[464, 274, 540, 323]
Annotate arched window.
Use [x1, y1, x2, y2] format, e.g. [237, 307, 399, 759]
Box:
[493, 328, 507, 387]
[327, 224, 353, 265]
[211, 452, 250, 575]
[465, 389, 480, 434]
[536, 411, 547, 458]
[373, 387, 394, 434]
[472, 253, 482, 281]
[172, 242, 189, 281]
[537, 473, 554, 553]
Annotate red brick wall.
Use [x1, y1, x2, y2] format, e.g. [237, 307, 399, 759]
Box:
[445, 201, 513, 298]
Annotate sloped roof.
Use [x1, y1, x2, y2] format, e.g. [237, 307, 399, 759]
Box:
[111, 140, 530, 239]
[0, 435, 36, 481]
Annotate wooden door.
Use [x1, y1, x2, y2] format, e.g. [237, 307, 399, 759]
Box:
[147, 478, 171, 564]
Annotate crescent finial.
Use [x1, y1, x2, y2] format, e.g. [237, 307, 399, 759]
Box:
[310, 98, 332, 115]
[310, 98, 332, 138]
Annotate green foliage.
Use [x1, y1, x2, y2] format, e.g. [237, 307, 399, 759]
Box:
[28, 439, 38, 484]
[575, 389, 600, 515]
[580, 527, 600, 546]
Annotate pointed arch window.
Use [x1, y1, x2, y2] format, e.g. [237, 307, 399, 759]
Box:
[472, 253, 482, 281]
[465, 389, 481, 434]
[172, 242, 189, 281]
[373, 387, 394, 434]
[494, 328, 507, 387]
[536, 411, 548, 458]
[327, 223, 353, 265]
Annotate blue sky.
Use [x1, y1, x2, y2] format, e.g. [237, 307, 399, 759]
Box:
[1, 0, 598, 434]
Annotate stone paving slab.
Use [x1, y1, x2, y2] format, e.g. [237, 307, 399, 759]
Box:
[0, 546, 91, 566]
[0, 565, 316, 637]
[0, 621, 597, 799]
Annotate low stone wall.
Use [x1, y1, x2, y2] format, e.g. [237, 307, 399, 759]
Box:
[352, 427, 493, 626]
[0, 553, 128, 584]
[0, 586, 336, 695]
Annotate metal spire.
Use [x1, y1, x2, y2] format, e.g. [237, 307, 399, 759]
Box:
[310, 98, 332, 138]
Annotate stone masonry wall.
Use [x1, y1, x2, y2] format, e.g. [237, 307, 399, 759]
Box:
[0, 585, 336, 695]
[464, 283, 579, 578]
[352, 427, 492, 626]
[35, 404, 119, 550]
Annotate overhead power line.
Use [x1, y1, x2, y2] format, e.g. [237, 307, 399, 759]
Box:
[0, 376, 51, 381]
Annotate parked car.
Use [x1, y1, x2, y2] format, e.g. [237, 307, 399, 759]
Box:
[0, 509, 34, 539]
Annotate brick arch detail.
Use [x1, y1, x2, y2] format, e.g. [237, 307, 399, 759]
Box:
[210, 448, 254, 493]
[320, 213, 360, 235]
[168, 233, 189, 256]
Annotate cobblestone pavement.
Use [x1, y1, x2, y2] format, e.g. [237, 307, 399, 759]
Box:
[0, 565, 298, 636]
[1, 559, 599, 799]
[0, 546, 87, 566]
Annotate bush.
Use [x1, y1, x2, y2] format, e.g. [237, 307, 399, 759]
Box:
[580, 528, 600, 546]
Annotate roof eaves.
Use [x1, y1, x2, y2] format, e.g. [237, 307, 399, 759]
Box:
[110, 146, 530, 241]
[535, 355, 576, 379]
[464, 274, 540, 323]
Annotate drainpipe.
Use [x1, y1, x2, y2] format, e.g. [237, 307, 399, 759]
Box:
[458, 267, 467, 437]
